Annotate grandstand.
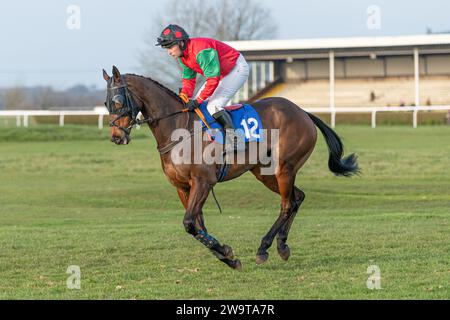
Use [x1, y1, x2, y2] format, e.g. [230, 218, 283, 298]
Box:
[271, 75, 450, 108]
[226, 34, 450, 108]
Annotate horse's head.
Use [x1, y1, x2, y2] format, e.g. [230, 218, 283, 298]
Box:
[103, 66, 140, 145]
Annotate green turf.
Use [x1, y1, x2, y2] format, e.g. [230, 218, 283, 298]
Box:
[0, 125, 449, 299]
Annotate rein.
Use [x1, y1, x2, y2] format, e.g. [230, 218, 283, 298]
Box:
[107, 77, 191, 149]
[106, 75, 224, 213]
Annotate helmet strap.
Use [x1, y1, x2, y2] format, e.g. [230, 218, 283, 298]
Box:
[179, 40, 187, 53]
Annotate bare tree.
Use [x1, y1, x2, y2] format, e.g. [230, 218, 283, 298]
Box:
[4, 87, 27, 110]
[212, 0, 278, 41]
[31, 87, 55, 109]
[139, 0, 277, 90]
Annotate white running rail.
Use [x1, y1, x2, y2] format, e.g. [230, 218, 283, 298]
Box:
[0, 106, 449, 129]
[0, 108, 109, 129]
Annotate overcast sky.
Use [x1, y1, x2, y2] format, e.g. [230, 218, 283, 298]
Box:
[1, 0, 449, 89]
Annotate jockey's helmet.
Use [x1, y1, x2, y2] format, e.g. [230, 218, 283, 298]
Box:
[155, 24, 189, 49]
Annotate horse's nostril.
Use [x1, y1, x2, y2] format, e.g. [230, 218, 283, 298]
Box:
[110, 135, 130, 145]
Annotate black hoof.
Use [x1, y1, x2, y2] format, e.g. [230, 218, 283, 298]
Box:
[277, 244, 291, 261]
[256, 252, 269, 265]
[222, 258, 242, 270]
[232, 259, 242, 271]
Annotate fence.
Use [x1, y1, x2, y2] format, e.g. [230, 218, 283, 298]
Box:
[0, 106, 449, 129]
[0, 109, 109, 129]
[304, 105, 450, 128]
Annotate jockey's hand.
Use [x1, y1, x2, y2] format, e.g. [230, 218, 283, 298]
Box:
[178, 92, 189, 104]
[186, 99, 199, 112]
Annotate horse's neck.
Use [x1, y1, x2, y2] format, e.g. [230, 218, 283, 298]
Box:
[128, 76, 188, 148]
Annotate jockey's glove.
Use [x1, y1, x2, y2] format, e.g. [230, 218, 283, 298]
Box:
[186, 99, 199, 112]
[178, 92, 189, 104]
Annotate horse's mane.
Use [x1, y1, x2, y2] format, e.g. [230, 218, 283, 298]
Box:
[127, 73, 183, 104]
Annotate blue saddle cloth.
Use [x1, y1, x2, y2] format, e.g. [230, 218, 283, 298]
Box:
[198, 102, 264, 144]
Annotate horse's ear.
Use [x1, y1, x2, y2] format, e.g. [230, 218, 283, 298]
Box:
[112, 65, 121, 82]
[102, 69, 110, 81]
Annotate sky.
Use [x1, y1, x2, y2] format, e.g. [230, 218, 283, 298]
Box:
[1, 0, 450, 89]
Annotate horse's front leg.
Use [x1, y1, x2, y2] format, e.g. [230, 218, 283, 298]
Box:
[182, 179, 241, 270]
[177, 187, 207, 232]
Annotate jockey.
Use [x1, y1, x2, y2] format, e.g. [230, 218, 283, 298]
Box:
[156, 24, 250, 132]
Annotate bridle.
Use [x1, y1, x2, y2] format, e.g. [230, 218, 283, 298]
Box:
[105, 76, 189, 136]
[105, 74, 225, 210]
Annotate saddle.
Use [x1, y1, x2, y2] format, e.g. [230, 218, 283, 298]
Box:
[194, 102, 264, 182]
[223, 104, 244, 112]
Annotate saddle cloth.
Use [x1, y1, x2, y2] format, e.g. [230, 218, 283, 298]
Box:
[197, 102, 264, 144]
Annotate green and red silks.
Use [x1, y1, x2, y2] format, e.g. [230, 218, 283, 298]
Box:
[178, 38, 240, 103]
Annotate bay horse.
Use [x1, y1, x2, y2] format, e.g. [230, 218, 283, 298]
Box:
[103, 66, 359, 270]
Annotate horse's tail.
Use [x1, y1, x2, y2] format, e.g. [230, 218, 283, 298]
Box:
[306, 112, 360, 177]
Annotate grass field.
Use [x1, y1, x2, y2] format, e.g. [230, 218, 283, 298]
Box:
[0, 124, 449, 299]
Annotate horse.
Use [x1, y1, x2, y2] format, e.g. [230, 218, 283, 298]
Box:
[102, 66, 359, 270]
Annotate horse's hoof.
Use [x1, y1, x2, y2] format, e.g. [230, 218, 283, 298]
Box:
[223, 244, 235, 260]
[256, 253, 269, 265]
[232, 259, 242, 271]
[277, 244, 290, 261]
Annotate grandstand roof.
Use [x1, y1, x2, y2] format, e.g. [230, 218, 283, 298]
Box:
[226, 34, 450, 60]
[227, 34, 450, 51]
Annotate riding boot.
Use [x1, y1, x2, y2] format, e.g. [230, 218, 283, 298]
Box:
[213, 109, 234, 129]
[213, 110, 243, 152]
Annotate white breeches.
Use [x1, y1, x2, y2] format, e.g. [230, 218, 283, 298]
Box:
[195, 53, 249, 115]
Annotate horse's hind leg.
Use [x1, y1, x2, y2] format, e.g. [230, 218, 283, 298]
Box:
[252, 164, 297, 265]
[275, 145, 315, 260]
[250, 169, 300, 261]
[251, 170, 306, 262]
[276, 186, 305, 261]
